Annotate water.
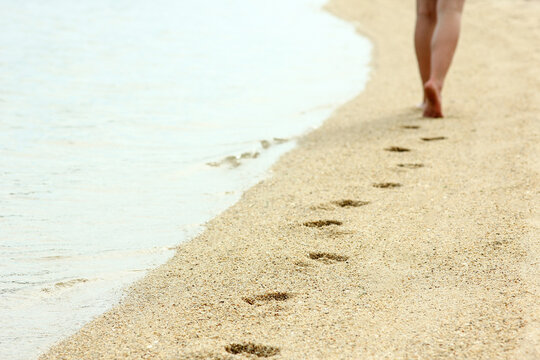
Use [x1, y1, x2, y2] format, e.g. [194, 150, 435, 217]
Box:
[0, 0, 371, 358]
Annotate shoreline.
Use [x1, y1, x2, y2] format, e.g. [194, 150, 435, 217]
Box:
[42, 0, 539, 359]
[1, 1, 371, 359]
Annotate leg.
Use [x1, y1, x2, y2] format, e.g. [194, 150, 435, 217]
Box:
[424, 0, 465, 118]
[415, 0, 437, 105]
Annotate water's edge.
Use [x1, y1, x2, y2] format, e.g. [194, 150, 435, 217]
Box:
[0, 1, 371, 358]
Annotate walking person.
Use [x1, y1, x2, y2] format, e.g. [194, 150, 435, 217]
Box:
[415, 0, 466, 118]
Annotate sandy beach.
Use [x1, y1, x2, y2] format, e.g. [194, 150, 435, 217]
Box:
[41, 0, 539, 359]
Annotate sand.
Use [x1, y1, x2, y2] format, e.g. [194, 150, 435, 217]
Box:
[41, 0, 540, 359]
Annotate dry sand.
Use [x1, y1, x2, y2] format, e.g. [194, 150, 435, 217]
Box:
[41, 0, 539, 359]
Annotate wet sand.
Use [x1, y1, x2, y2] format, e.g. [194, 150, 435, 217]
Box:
[41, 0, 539, 359]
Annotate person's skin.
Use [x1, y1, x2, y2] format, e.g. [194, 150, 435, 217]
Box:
[415, 0, 465, 118]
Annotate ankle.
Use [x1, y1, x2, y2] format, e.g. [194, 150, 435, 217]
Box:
[425, 79, 443, 92]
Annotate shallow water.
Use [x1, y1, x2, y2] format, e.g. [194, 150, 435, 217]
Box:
[0, 0, 371, 358]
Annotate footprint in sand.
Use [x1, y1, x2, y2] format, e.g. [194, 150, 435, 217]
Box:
[332, 199, 369, 208]
[421, 136, 446, 141]
[242, 292, 292, 305]
[303, 220, 342, 227]
[397, 163, 424, 169]
[308, 252, 349, 264]
[385, 146, 411, 152]
[311, 200, 369, 211]
[225, 343, 280, 357]
[373, 182, 402, 189]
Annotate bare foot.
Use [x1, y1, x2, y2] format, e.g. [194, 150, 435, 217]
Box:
[423, 81, 443, 118]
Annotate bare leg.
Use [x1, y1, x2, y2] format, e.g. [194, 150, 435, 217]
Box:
[415, 0, 437, 107]
[423, 0, 465, 118]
